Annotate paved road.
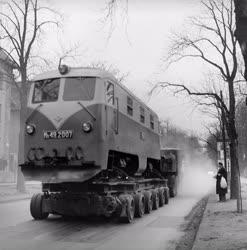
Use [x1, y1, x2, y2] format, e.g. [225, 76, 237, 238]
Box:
[0, 194, 202, 250]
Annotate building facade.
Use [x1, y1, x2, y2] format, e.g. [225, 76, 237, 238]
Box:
[0, 50, 18, 182]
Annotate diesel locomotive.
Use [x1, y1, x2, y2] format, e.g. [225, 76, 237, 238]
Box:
[20, 65, 180, 223]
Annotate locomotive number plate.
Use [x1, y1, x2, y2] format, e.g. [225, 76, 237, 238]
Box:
[43, 130, 73, 139]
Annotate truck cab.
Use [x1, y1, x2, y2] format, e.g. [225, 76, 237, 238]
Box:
[160, 148, 182, 197]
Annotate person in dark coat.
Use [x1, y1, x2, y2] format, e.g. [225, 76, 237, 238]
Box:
[216, 162, 228, 202]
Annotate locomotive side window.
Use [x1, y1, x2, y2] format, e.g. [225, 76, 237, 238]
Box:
[140, 106, 145, 123]
[32, 78, 60, 103]
[150, 114, 154, 130]
[63, 77, 96, 101]
[127, 96, 133, 116]
[106, 82, 114, 105]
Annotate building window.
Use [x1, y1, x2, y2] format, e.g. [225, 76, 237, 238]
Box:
[150, 114, 154, 129]
[106, 82, 114, 105]
[127, 96, 133, 116]
[140, 106, 145, 123]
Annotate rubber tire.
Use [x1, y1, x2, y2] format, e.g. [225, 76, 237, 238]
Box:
[158, 188, 165, 207]
[152, 189, 159, 210]
[170, 175, 177, 198]
[120, 195, 135, 223]
[164, 188, 169, 205]
[30, 193, 49, 220]
[143, 191, 152, 214]
[134, 193, 145, 218]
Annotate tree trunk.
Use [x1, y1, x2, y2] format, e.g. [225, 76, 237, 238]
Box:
[16, 81, 28, 193]
[225, 78, 242, 212]
[16, 106, 26, 192]
[229, 139, 239, 198]
[229, 138, 242, 212]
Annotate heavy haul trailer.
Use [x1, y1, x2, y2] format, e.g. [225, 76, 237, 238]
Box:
[20, 65, 169, 223]
[160, 148, 182, 197]
[30, 177, 169, 223]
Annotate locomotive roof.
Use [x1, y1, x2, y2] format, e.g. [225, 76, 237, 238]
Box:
[33, 67, 118, 82]
[33, 67, 158, 117]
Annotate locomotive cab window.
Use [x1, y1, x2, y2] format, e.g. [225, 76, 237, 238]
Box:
[150, 114, 154, 130]
[32, 78, 60, 103]
[63, 77, 96, 101]
[127, 96, 133, 116]
[106, 82, 114, 105]
[140, 107, 145, 123]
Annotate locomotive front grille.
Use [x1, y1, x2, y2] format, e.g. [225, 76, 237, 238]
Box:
[27, 146, 85, 163]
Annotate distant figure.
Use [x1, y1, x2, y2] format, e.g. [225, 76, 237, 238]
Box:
[216, 162, 227, 202]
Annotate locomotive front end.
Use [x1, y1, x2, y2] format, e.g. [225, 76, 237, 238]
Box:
[20, 67, 106, 183]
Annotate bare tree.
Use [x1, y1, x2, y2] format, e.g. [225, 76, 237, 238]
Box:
[0, 0, 60, 192]
[202, 122, 221, 163]
[159, 119, 202, 159]
[103, 0, 129, 41]
[152, 0, 244, 211]
[87, 61, 129, 84]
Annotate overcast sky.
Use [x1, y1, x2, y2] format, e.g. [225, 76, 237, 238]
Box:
[43, 0, 210, 135]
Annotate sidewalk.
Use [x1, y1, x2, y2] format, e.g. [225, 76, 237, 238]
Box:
[0, 182, 41, 203]
[192, 180, 247, 250]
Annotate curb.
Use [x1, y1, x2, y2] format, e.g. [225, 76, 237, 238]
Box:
[175, 195, 209, 250]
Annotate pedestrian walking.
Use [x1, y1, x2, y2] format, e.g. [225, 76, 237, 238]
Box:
[216, 162, 228, 202]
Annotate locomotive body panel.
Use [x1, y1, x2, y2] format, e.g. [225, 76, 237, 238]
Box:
[23, 104, 107, 183]
[104, 105, 160, 170]
[103, 77, 160, 170]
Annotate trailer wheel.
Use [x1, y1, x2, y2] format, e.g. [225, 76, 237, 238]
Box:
[170, 175, 177, 197]
[152, 189, 159, 210]
[30, 193, 49, 220]
[134, 193, 145, 218]
[164, 188, 169, 205]
[126, 196, 135, 222]
[143, 191, 152, 214]
[119, 195, 135, 223]
[158, 188, 165, 207]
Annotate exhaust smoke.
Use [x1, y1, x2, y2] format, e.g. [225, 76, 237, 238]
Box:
[178, 155, 215, 197]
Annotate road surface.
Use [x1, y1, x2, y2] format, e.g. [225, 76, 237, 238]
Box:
[0, 194, 202, 250]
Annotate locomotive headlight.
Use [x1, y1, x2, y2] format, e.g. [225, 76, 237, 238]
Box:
[82, 122, 92, 133]
[26, 124, 35, 135]
[35, 148, 45, 160]
[58, 64, 69, 75]
[27, 148, 36, 161]
[75, 146, 83, 160]
[66, 147, 74, 160]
